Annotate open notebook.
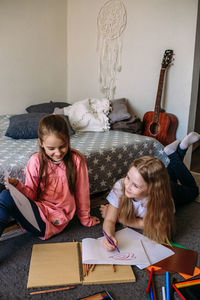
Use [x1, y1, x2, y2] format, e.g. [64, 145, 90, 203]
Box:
[83, 228, 174, 269]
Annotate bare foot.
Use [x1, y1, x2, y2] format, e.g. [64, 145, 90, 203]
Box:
[99, 204, 109, 219]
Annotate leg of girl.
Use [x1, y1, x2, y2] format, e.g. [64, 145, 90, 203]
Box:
[164, 132, 200, 207]
[0, 189, 46, 237]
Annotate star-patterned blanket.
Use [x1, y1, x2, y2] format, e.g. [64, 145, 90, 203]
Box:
[0, 115, 169, 195]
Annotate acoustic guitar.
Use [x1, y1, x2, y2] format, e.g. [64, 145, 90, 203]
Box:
[143, 50, 178, 146]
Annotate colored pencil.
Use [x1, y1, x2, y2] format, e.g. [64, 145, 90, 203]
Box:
[112, 264, 116, 272]
[91, 264, 96, 272]
[29, 285, 76, 295]
[175, 281, 200, 288]
[172, 284, 186, 300]
[146, 280, 151, 300]
[175, 278, 200, 288]
[102, 230, 120, 252]
[150, 284, 154, 300]
[152, 280, 156, 299]
[162, 286, 166, 300]
[166, 272, 170, 300]
[146, 267, 154, 294]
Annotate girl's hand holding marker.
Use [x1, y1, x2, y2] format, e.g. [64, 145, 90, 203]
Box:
[102, 230, 120, 252]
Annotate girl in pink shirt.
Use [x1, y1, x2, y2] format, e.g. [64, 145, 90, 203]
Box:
[0, 114, 100, 239]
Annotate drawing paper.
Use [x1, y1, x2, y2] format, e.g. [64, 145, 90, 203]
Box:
[8, 183, 40, 231]
[102, 228, 174, 269]
[82, 236, 149, 265]
[4, 169, 40, 231]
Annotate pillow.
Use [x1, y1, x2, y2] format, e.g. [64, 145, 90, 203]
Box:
[108, 98, 131, 124]
[26, 101, 71, 113]
[5, 113, 47, 139]
[63, 98, 110, 132]
[5, 113, 74, 139]
[53, 107, 64, 115]
[63, 115, 75, 135]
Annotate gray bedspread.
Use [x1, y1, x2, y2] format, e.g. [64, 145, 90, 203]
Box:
[0, 115, 169, 194]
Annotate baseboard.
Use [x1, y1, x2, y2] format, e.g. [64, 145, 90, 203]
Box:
[193, 140, 200, 151]
[0, 225, 25, 241]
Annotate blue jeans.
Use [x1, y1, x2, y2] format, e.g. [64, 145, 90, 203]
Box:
[0, 189, 46, 237]
[167, 145, 199, 207]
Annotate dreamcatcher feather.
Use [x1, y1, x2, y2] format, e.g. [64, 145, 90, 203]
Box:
[97, 0, 127, 99]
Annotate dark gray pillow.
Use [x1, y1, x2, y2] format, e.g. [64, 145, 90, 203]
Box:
[108, 98, 131, 124]
[5, 113, 75, 139]
[26, 101, 71, 113]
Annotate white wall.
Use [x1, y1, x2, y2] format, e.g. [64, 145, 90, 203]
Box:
[0, 0, 198, 140]
[67, 0, 198, 139]
[0, 0, 67, 114]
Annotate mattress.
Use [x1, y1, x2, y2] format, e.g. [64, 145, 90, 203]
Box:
[0, 114, 169, 194]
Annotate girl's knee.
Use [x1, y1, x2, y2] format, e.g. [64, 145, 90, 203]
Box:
[0, 189, 15, 206]
[0, 189, 10, 198]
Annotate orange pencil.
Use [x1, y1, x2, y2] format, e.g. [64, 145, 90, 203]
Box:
[29, 285, 76, 295]
[91, 264, 96, 272]
[112, 264, 116, 272]
[83, 264, 87, 276]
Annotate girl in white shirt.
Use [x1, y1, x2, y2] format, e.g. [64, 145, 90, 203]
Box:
[101, 132, 199, 250]
[101, 156, 175, 251]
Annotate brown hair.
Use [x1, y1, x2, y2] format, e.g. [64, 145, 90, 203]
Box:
[118, 156, 175, 243]
[37, 114, 79, 197]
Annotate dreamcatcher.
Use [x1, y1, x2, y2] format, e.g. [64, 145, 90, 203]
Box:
[97, 0, 127, 99]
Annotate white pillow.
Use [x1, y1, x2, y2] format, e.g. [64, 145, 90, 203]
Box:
[63, 98, 111, 132]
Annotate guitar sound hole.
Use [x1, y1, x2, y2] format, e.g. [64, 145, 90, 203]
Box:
[149, 122, 160, 136]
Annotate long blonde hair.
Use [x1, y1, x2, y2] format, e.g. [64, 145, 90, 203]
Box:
[118, 156, 175, 243]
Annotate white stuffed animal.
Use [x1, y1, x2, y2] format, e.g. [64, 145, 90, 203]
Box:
[63, 98, 111, 132]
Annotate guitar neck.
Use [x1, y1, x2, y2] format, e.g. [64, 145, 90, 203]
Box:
[153, 68, 166, 122]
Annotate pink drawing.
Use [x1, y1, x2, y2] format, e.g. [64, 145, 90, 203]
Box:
[108, 252, 136, 261]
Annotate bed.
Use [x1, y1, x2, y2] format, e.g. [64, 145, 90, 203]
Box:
[0, 114, 169, 195]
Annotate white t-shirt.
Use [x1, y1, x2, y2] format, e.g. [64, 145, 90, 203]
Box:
[106, 179, 147, 218]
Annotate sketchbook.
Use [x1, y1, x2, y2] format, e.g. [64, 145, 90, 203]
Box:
[104, 228, 175, 269]
[82, 233, 150, 265]
[27, 242, 136, 288]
